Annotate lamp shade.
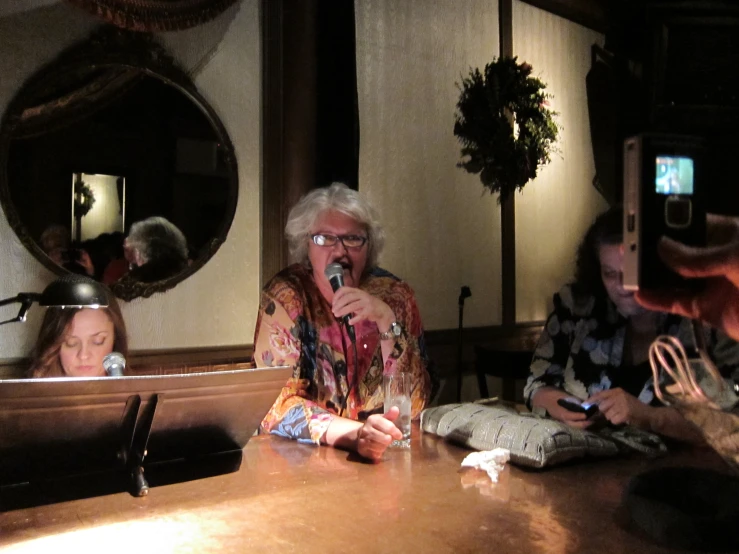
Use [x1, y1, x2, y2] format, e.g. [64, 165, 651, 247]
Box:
[39, 274, 109, 308]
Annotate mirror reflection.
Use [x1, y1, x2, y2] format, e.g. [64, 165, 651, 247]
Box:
[2, 56, 238, 300]
[72, 172, 126, 244]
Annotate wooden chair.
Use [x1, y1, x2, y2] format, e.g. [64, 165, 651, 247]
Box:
[474, 336, 538, 403]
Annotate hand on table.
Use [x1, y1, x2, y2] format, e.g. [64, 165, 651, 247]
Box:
[356, 406, 403, 462]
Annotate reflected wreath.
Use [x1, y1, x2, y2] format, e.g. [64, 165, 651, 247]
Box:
[74, 179, 96, 218]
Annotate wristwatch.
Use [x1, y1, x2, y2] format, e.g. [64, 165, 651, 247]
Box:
[379, 321, 402, 341]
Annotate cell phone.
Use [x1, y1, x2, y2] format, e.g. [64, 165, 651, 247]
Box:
[557, 398, 599, 418]
[622, 133, 706, 291]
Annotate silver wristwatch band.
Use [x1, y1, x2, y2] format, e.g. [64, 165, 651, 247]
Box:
[379, 321, 402, 340]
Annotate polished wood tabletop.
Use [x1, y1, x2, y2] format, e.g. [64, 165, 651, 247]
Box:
[0, 423, 730, 553]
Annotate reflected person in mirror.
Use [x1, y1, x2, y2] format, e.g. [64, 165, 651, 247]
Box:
[253, 183, 435, 462]
[39, 224, 95, 277]
[39, 225, 70, 266]
[122, 216, 189, 283]
[525, 206, 739, 442]
[29, 284, 128, 378]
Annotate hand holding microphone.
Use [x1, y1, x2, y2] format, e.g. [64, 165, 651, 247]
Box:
[325, 263, 356, 342]
[325, 263, 397, 345]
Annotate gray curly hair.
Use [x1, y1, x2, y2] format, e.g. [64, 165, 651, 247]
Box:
[126, 216, 188, 264]
[285, 182, 385, 269]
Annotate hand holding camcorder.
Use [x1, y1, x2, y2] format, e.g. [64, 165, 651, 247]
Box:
[623, 133, 706, 292]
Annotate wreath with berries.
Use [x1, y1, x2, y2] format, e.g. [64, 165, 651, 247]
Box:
[454, 56, 560, 203]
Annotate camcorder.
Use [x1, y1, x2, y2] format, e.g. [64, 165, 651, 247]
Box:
[622, 133, 706, 292]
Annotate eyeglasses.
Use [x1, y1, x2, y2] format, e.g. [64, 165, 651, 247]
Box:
[311, 233, 368, 248]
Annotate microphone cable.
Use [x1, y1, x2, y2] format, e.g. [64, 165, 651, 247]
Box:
[324, 262, 359, 416]
[339, 323, 359, 418]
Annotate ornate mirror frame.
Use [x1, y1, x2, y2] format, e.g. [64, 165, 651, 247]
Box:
[0, 27, 238, 302]
[65, 0, 240, 32]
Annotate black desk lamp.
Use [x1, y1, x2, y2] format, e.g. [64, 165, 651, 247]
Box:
[0, 274, 109, 326]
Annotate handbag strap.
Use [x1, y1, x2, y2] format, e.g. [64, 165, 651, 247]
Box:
[597, 425, 668, 457]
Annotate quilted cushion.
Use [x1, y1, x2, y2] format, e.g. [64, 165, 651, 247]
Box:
[420, 403, 620, 468]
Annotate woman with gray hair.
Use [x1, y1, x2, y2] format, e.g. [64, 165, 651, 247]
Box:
[254, 182, 434, 462]
[123, 216, 189, 283]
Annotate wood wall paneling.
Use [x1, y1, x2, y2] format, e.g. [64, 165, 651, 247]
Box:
[261, 0, 318, 284]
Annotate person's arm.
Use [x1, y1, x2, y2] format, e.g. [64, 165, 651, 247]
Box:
[589, 388, 705, 444]
[647, 406, 705, 444]
[321, 408, 403, 462]
[332, 280, 433, 417]
[254, 288, 404, 461]
[77, 249, 95, 277]
[254, 291, 335, 445]
[381, 282, 433, 418]
[525, 292, 594, 428]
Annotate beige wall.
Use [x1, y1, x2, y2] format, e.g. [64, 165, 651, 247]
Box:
[355, 0, 503, 332]
[0, 0, 261, 359]
[513, 0, 608, 321]
[356, 0, 607, 331]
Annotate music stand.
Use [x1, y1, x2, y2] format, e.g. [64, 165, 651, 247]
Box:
[0, 365, 291, 504]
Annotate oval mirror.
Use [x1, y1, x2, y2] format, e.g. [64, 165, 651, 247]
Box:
[0, 28, 238, 301]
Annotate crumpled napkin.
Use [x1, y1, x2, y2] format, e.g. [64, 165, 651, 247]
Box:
[460, 448, 510, 482]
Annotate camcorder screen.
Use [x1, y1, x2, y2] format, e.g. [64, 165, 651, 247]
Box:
[655, 155, 694, 195]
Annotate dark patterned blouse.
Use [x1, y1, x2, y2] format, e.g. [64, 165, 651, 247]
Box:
[524, 284, 739, 411]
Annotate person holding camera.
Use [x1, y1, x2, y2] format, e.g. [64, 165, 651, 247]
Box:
[524, 207, 739, 442]
[636, 213, 739, 342]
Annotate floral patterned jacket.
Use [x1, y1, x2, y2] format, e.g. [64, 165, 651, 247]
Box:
[525, 284, 739, 410]
[253, 263, 434, 444]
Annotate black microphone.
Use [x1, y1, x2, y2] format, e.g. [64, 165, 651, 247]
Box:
[324, 262, 356, 343]
[103, 352, 126, 377]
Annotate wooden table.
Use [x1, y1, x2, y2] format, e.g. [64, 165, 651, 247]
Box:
[0, 424, 731, 553]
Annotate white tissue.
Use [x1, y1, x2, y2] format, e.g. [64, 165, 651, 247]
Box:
[460, 448, 510, 482]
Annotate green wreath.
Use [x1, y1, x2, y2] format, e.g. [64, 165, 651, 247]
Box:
[454, 56, 560, 203]
[74, 179, 96, 218]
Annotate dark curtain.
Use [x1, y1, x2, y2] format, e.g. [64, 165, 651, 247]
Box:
[315, 0, 360, 191]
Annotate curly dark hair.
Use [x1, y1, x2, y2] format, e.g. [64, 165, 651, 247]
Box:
[573, 205, 623, 300]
